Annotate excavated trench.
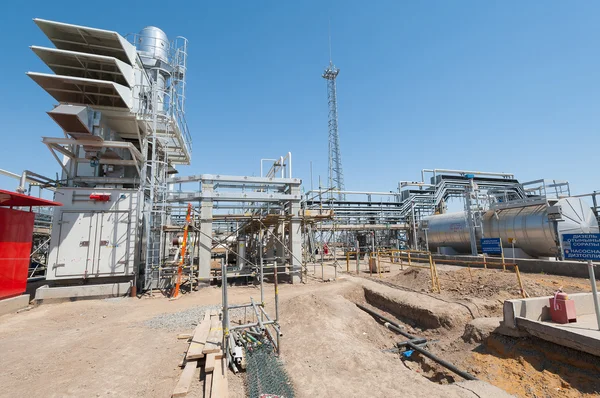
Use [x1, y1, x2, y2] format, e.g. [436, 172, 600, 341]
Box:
[357, 278, 600, 397]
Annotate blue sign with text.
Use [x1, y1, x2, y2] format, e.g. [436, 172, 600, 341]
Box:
[562, 234, 600, 261]
[480, 238, 502, 255]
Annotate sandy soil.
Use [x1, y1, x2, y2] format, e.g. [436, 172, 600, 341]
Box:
[330, 258, 600, 398]
[0, 273, 506, 398]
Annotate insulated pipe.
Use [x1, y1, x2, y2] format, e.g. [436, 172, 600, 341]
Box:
[16, 171, 27, 194]
[421, 168, 514, 183]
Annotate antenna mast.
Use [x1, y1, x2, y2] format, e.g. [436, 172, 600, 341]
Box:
[322, 23, 345, 201]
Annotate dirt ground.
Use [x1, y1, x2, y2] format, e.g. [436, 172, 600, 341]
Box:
[0, 271, 506, 398]
[0, 260, 598, 398]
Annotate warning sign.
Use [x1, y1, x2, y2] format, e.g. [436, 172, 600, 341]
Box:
[562, 234, 600, 261]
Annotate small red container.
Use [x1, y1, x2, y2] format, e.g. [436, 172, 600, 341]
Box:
[549, 292, 577, 324]
[0, 189, 62, 299]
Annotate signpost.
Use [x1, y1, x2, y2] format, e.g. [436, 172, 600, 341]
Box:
[508, 237, 517, 266]
[481, 238, 503, 270]
[562, 233, 600, 331]
[481, 238, 502, 255]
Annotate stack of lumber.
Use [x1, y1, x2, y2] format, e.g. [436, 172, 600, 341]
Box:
[171, 310, 228, 398]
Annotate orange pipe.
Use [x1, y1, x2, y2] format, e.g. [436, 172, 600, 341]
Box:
[173, 203, 192, 298]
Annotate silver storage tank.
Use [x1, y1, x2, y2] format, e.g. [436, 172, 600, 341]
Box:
[422, 212, 480, 253]
[138, 26, 169, 62]
[137, 26, 169, 112]
[422, 197, 598, 257]
[483, 197, 599, 257]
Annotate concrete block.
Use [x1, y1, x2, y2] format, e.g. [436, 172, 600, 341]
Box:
[503, 292, 600, 329]
[0, 294, 31, 316]
[516, 316, 600, 357]
[34, 283, 130, 302]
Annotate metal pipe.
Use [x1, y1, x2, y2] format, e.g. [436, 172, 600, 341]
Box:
[250, 298, 265, 331]
[356, 303, 416, 340]
[306, 189, 400, 196]
[421, 168, 514, 183]
[406, 341, 477, 381]
[222, 260, 230, 358]
[230, 320, 276, 330]
[228, 303, 254, 310]
[258, 305, 283, 336]
[587, 261, 600, 331]
[357, 304, 477, 381]
[16, 171, 27, 194]
[259, 229, 264, 309]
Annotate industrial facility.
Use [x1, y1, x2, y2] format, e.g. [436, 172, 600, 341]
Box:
[0, 16, 599, 398]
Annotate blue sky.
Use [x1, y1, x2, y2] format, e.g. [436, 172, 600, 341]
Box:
[1, 1, 598, 198]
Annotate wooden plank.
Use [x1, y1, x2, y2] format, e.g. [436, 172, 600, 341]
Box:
[220, 358, 229, 398]
[186, 319, 212, 360]
[210, 358, 223, 398]
[204, 350, 224, 373]
[202, 318, 223, 355]
[203, 371, 213, 398]
[171, 360, 198, 398]
[177, 333, 193, 340]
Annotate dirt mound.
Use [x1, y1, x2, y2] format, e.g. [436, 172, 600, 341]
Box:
[277, 284, 497, 398]
[389, 266, 591, 301]
[389, 267, 434, 292]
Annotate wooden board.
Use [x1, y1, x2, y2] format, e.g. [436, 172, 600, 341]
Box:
[203, 371, 213, 398]
[171, 360, 198, 398]
[210, 358, 223, 398]
[202, 318, 223, 355]
[204, 350, 223, 373]
[186, 319, 212, 360]
[177, 333, 193, 340]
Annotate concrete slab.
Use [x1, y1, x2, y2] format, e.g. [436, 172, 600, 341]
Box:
[34, 283, 130, 302]
[503, 292, 600, 328]
[516, 314, 600, 357]
[0, 295, 30, 316]
[454, 380, 516, 397]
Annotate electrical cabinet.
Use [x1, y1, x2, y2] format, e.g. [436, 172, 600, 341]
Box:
[47, 188, 139, 280]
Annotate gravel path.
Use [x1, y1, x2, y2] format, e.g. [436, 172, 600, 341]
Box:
[143, 305, 251, 331]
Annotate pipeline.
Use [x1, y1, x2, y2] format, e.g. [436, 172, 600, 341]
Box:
[356, 303, 477, 381]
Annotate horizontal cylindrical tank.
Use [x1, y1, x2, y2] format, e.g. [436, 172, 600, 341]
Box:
[483, 197, 598, 257]
[138, 26, 169, 62]
[422, 212, 477, 253]
[422, 197, 598, 257]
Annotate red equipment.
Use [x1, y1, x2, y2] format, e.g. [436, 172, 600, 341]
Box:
[89, 193, 111, 201]
[549, 291, 577, 324]
[0, 189, 62, 299]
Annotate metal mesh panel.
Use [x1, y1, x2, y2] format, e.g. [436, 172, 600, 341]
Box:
[245, 343, 295, 398]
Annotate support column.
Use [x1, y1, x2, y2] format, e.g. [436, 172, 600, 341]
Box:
[199, 183, 213, 280]
[289, 186, 302, 283]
